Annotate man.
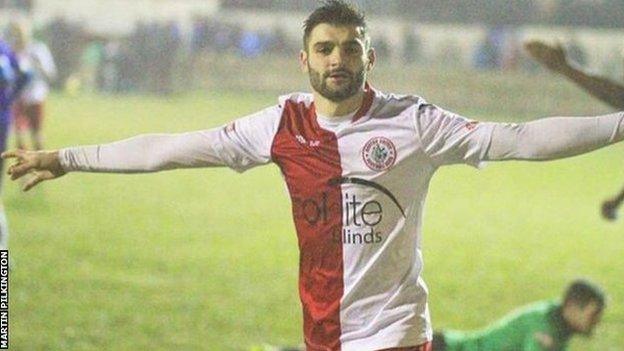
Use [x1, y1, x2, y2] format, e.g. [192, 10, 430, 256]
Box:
[0, 35, 29, 251]
[432, 279, 605, 351]
[3, 2, 624, 350]
[525, 40, 624, 220]
[5, 20, 57, 151]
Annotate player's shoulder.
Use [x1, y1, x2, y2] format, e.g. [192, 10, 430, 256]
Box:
[509, 300, 560, 322]
[278, 92, 314, 109]
[526, 300, 559, 313]
[370, 89, 428, 120]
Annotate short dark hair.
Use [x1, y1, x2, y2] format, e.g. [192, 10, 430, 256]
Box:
[563, 279, 606, 309]
[302, 0, 368, 51]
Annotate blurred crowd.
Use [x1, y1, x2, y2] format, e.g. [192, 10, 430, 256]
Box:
[2, 14, 621, 96]
[37, 17, 299, 95]
[222, 0, 624, 28]
[470, 26, 590, 72]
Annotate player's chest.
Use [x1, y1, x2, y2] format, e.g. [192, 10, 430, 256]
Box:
[272, 119, 421, 185]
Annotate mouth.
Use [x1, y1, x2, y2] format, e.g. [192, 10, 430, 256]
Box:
[327, 71, 351, 83]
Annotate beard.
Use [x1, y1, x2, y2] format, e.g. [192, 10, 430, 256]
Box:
[308, 65, 366, 102]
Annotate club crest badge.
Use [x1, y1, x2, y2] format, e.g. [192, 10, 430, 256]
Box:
[362, 137, 397, 171]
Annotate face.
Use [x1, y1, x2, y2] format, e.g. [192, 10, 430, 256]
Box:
[564, 300, 603, 336]
[300, 23, 375, 102]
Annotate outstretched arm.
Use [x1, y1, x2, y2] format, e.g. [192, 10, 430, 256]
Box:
[525, 40, 624, 110]
[58, 131, 232, 173]
[2, 130, 228, 191]
[486, 112, 624, 161]
[2, 105, 282, 191]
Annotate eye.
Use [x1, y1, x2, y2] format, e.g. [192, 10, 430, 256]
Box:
[345, 45, 362, 55]
[316, 46, 332, 55]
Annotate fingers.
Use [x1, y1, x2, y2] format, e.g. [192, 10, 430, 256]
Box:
[523, 41, 537, 52]
[524, 41, 550, 60]
[524, 40, 542, 51]
[1, 149, 25, 160]
[4, 150, 41, 180]
[7, 161, 34, 180]
[22, 171, 52, 192]
[524, 40, 560, 55]
[22, 173, 43, 192]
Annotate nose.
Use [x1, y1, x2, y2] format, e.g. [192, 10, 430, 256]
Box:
[329, 47, 344, 68]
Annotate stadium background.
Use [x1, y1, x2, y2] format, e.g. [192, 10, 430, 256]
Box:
[1, 0, 623, 349]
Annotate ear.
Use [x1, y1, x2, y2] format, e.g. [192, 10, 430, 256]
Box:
[299, 50, 309, 73]
[366, 48, 376, 72]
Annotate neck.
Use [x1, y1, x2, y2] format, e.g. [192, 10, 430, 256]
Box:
[313, 89, 365, 118]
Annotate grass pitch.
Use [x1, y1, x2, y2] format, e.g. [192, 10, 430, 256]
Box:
[6, 74, 624, 350]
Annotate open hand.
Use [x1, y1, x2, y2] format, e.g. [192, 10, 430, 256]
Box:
[525, 40, 568, 73]
[1, 150, 66, 191]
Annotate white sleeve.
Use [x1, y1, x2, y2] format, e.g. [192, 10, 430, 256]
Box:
[414, 104, 494, 168]
[59, 105, 282, 173]
[486, 112, 624, 161]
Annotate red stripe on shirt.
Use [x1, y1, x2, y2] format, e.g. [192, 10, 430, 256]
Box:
[271, 99, 344, 350]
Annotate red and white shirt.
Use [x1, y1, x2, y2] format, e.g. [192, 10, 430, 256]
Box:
[61, 84, 624, 350]
[212, 85, 493, 350]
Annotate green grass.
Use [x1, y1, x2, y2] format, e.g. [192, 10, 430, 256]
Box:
[5, 70, 624, 350]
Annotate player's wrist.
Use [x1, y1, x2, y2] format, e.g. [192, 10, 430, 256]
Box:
[40, 150, 65, 175]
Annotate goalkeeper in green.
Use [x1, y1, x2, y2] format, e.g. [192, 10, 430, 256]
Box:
[433, 279, 605, 351]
